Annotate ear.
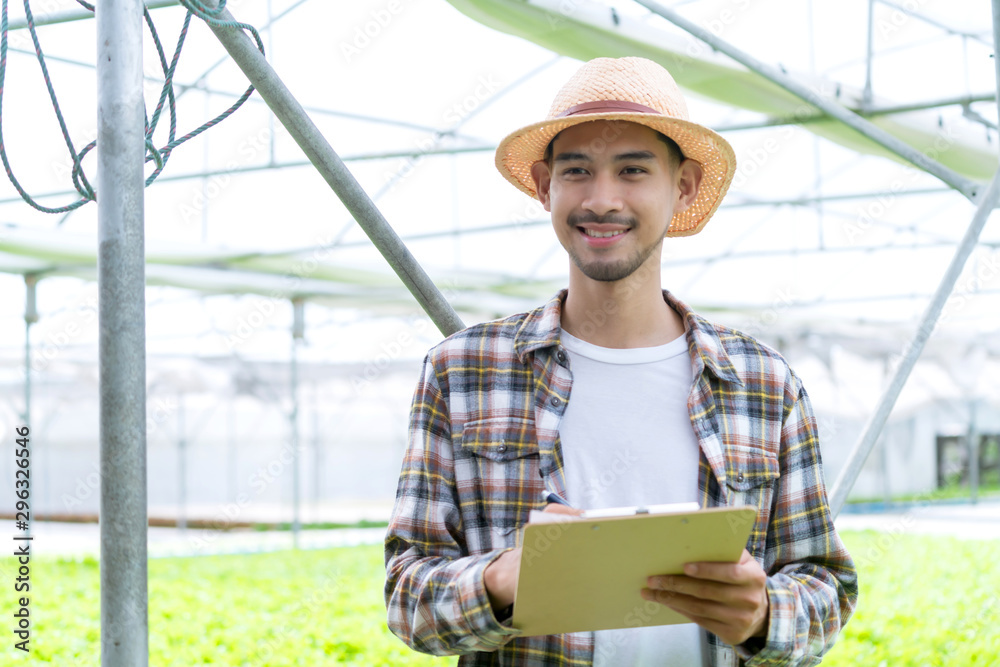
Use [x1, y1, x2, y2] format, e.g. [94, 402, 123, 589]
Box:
[673, 159, 704, 214]
[530, 160, 552, 212]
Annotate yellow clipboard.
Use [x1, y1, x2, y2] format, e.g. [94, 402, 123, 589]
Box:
[511, 506, 756, 636]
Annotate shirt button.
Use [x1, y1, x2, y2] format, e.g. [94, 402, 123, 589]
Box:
[737, 472, 745, 482]
[497, 441, 507, 453]
[555, 350, 567, 363]
[550, 396, 562, 407]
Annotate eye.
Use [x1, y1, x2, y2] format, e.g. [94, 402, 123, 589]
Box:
[622, 166, 647, 175]
[561, 167, 588, 177]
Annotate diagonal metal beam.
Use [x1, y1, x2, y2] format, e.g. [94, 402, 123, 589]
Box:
[634, 0, 983, 202]
[877, 0, 993, 46]
[715, 92, 996, 133]
[827, 0, 1000, 514]
[829, 169, 999, 514]
[199, 2, 463, 336]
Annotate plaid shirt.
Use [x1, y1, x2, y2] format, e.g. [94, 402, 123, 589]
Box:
[385, 289, 857, 666]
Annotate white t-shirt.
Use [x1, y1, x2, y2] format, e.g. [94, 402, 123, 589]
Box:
[558, 329, 707, 667]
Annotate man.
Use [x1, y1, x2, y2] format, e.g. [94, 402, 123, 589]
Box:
[385, 57, 857, 666]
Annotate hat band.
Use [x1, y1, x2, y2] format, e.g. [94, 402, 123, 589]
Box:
[556, 100, 661, 118]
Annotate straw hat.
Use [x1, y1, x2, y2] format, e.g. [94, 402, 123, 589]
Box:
[495, 57, 737, 237]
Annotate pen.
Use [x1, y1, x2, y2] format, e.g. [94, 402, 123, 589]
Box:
[543, 491, 573, 507]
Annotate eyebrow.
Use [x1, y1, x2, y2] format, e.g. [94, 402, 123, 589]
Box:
[553, 150, 659, 163]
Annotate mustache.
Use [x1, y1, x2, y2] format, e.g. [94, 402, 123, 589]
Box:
[567, 212, 637, 227]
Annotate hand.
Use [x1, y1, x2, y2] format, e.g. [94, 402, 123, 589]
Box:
[484, 548, 520, 612]
[640, 549, 769, 646]
[541, 502, 584, 517]
[483, 503, 583, 612]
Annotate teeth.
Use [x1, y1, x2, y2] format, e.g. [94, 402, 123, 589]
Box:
[584, 229, 626, 238]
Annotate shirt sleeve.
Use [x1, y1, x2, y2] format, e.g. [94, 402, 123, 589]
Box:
[739, 379, 859, 666]
[384, 354, 522, 655]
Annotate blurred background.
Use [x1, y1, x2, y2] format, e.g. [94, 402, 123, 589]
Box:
[0, 0, 997, 538]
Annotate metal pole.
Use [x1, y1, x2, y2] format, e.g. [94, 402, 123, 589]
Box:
[177, 394, 187, 532]
[634, 0, 982, 202]
[228, 395, 238, 503]
[312, 382, 321, 510]
[97, 1, 147, 665]
[829, 169, 1000, 516]
[291, 298, 304, 548]
[8, 0, 177, 30]
[879, 358, 891, 506]
[995, 0, 1000, 135]
[266, 0, 276, 167]
[967, 400, 980, 505]
[23, 275, 37, 427]
[199, 3, 464, 336]
[22, 275, 37, 540]
[832, 0, 1000, 516]
[862, 0, 875, 110]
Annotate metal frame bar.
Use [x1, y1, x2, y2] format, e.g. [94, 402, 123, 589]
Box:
[828, 169, 1000, 514]
[633, 0, 983, 202]
[828, 0, 1000, 513]
[97, 1, 148, 665]
[877, 0, 993, 45]
[6, 0, 177, 30]
[635, 0, 1000, 514]
[863, 0, 875, 110]
[290, 297, 304, 547]
[0, 146, 495, 208]
[195, 4, 465, 336]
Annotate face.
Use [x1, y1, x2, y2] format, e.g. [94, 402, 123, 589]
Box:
[530, 121, 702, 284]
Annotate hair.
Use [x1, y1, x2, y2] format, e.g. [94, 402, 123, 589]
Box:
[542, 125, 685, 168]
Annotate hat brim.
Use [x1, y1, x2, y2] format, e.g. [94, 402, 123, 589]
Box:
[495, 113, 736, 237]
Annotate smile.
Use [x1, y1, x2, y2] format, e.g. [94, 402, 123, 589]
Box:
[581, 228, 627, 238]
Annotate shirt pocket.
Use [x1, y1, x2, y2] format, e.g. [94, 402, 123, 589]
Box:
[460, 418, 542, 539]
[723, 446, 779, 556]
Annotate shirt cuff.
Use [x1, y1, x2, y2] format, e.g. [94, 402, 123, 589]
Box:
[736, 579, 820, 667]
[455, 549, 522, 650]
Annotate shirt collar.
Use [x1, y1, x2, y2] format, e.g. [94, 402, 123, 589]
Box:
[514, 288, 743, 386]
[665, 290, 744, 386]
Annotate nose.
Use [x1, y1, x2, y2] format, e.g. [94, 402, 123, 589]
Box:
[581, 170, 624, 217]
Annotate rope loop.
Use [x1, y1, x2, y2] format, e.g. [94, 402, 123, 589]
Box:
[0, 0, 262, 212]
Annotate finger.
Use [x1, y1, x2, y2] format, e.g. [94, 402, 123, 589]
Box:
[640, 589, 729, 622]
[682, 551, 763, 584]
[678, 613, 748, 646]
[645, 575, 728, 602]
[543, 503, 584, 516]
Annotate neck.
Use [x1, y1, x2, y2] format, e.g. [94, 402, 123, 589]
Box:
[560, 264, 685, 348]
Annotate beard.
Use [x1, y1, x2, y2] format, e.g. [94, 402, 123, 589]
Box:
[565, 211, 667, 282]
